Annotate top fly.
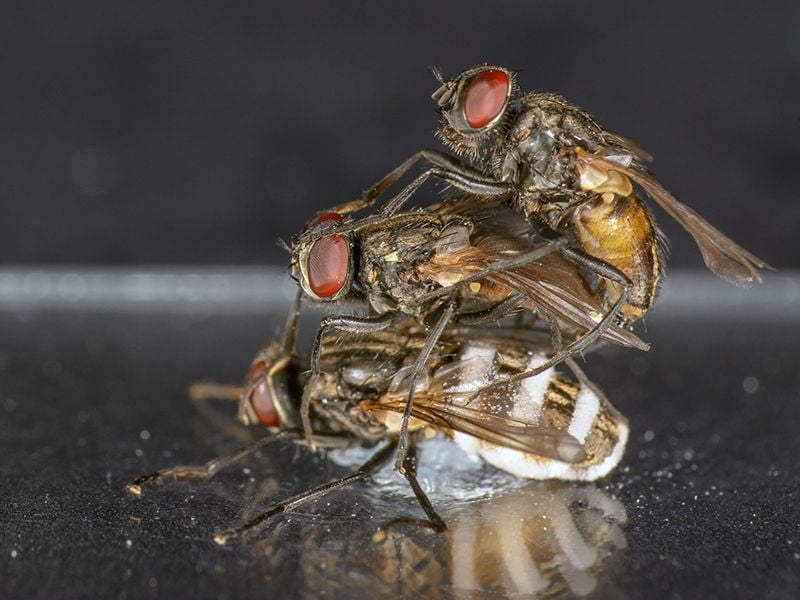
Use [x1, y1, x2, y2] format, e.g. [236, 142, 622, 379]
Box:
[346, 64, 770, 326]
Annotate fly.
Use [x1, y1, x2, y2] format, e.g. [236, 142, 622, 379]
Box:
[126, 298, 628, 543]
[290, 195, 643, 475]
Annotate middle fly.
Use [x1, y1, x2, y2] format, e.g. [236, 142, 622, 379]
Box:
[288, 194, 645, 475]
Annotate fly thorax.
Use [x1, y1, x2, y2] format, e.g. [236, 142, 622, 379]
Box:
[512, 110, 575, 196]
[305, 375, 351, 434]
[358, 251, 401, 314]
[317, 400, 386, 439]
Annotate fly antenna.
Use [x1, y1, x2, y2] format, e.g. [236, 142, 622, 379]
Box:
[429, 65, 445, 84]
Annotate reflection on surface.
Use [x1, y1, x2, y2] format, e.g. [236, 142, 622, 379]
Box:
[446, 484, 627, 597]
[248, 480, 627, 598]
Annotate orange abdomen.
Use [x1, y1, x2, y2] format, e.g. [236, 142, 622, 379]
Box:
[573, 193, 663, 322]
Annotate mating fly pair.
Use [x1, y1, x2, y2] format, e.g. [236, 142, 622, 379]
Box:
[347, 63, 769, 326]
[290, 194, 645, 477]
[128, 298, 629, 543]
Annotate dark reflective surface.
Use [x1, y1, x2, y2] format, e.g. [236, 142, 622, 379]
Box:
[1, 271, 798, 599]
[238, 477, 627, 599]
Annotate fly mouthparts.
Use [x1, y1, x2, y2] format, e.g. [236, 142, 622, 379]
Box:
[432, 83, 455, 107]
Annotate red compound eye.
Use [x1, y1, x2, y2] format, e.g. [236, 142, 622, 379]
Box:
[307, 231, 350, 299]
[247, 361, 279, 428]
[463, 69, 510, 129]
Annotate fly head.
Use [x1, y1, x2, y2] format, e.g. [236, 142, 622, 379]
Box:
[433, 64, 518, 162]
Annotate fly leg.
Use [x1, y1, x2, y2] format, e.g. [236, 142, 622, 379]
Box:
[308, 152, 511, 244]
[186, 382, 252, 444]
[522, 219, 637, 359]
[126, 431, 300, 496]
[186, 291, 304, 441]
[302, 312, 399, 449]
[396, 437, 446, 531]
[281, 289, 303, 354]
[187, 383, 242, 402]
[341, 149, 511, 217]
[455, 293, 526, 326]
[461, 265, 632, 405]
[561, 244, 633, 339]
[213, 440, 397, 545]
[394, 300, 457, 474]
[540, 311, 623, 423]
[379, 163, 512, 217]
[467, 289, 630, 401]
[527, 214, 635, 334]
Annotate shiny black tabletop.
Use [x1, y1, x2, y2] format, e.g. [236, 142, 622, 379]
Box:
[1, 269, 798, 599]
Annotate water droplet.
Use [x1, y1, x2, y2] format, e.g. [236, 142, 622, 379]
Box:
[742, 376, 759, 394]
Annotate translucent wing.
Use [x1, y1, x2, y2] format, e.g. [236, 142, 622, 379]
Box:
[484, 250, 649, 350]
[360, 396, 586, 464]
[423, 234, 649, 351]
[422, 197, 649, 350]
[604, 131, 654, 163]
[576, 150, 771, 287]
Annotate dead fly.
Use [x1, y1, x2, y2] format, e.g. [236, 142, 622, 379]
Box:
[290, 195, 644, 474]
[344, 64, 769, 325]
[127, 302, 628, 544]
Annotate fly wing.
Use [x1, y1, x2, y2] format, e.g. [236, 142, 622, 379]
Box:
[360, 396, 586, 464]
[603, 131, 654, 163]
[446, 235, 649, 350]
[576, 150, 771, 287]
[426, 199, 649, 350]
[486, 254, 648, 350]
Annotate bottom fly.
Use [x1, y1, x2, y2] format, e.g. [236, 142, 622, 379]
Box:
[127, 301, 628, 543]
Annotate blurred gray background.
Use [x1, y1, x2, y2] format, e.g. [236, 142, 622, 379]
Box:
[1, 1, 797, 267]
